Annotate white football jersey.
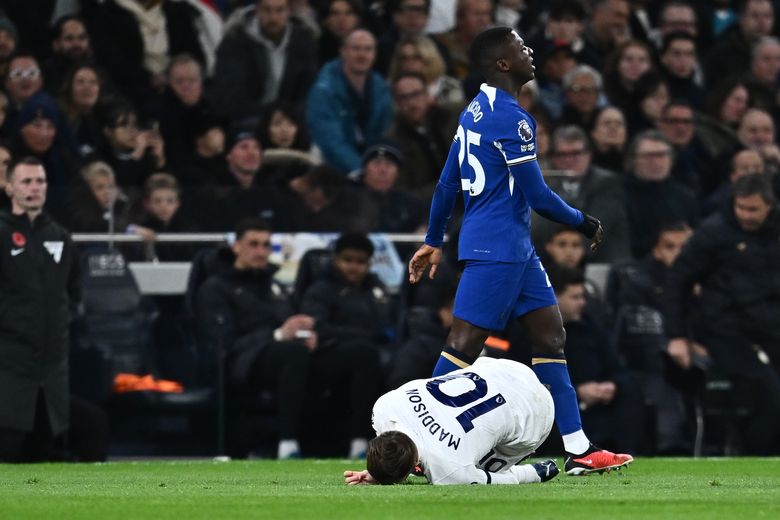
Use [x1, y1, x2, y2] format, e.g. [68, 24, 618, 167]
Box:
[372, 357, 554, 485]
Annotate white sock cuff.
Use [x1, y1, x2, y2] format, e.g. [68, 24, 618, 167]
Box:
[562, 430, 590, 455]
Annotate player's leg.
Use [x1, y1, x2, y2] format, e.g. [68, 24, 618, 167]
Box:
[431, 261, 523, 376]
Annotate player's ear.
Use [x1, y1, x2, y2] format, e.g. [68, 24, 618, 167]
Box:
[496, 57, 510, 72]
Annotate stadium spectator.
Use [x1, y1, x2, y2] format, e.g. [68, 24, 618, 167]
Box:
[65, 160, 133, 234]
[317, 0, 362, 66]
[209, 0, 317, 120]
[159, 55, 214, 172]
[0, 157, 84, 462]
[656, 100, 711, 196]
[306, 28, 393, 175]
[175, 113, 226, 187]
[589, 105, 627, 173]
[623, 130, 697, 258]
[95, 102, 165, 191]
[735, 108, 780, 176]
[82, 0, 207, 114]
[606, 222, 696, 454]
[3, 52, 45, 129]
[42, 15, 93, 95]
[559, 65, 604, 131]
[385, 72, 458, 199]
[656, 1, 699, 43]
[602, 39, 655, 121]
[0, 91, 9, 139]
[702, 149, 765, 217]
[0, 140, 11, 210]
[287, 164, 373, 232]
[387, 35, 465, 111]
[299, 233, 387, 456]
[536, 42, 578, 122]
[542, 125, 631, 263]
[344, 357, 562, 485]
[375, 0, 431, 75]
[658, 32, 704, 109]
[704, 0, 775, 83]
[195, 218, 314, 459]
[580, 0, 632, 72]
[255, 101, 319, 185]
[695, 78, 749, 174]
[550, 266, 644, 455]
[432, 0, 494, 81]
[744, 37, 780, 119]
[0, 14, 18, 80]
[526, 0, 588, 64]
[356, 140, 425, 233]
[538, 224, 587, 271]
[57, 63, 107, 158]
[664, 174, 780, 455]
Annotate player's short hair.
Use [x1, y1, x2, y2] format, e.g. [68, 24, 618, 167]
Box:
[334, 233, 374, 257]
[733, 172, 776, 204]
[469, 26, 514, 77]
[8, 156, 44, 181]
[80, 160, 115, 182]
[366, 431, 418, 485]
[235, 217, 272, 240]
[547, 265, 586, 295]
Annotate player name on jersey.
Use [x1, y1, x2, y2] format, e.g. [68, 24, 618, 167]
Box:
[405, 389, 462, 451]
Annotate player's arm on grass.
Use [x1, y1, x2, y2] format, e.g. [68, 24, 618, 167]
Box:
[409, 142, 460, 283]
[433, 464, 543, 485]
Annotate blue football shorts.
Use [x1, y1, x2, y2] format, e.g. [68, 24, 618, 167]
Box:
[453, 255, 558, 331]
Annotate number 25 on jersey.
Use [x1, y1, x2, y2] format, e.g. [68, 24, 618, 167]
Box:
[456, 125, 486, 197]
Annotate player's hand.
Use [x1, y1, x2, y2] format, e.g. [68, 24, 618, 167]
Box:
[408, 244, 442, 284]
[344, 469, 377, 485]
[667, 337, 691, 369]
[576, 213, 604, 252]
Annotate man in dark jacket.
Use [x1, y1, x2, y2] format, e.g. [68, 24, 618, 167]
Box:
[0, 156, 80, 462]
[299, 233, 387, 456]
[665, 173, 780, 455]
[209, 0, 318, 121]
[195, 218, 314, 459]
[538, 125, 631, 263]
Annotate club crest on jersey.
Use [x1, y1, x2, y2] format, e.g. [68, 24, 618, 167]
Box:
[12, 232, 26, 247]
[517, 119, 533, 142]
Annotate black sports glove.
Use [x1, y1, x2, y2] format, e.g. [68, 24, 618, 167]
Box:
[576, 213, 601, 239]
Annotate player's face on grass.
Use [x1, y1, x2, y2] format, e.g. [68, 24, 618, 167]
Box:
[233, 230, 272, 270]
[334, 248, 371, 285]
[556, 283, 586, 323]
[545, 231, 585, 268]
[734, 193, 773, 232]
[652, 229, 691, 268]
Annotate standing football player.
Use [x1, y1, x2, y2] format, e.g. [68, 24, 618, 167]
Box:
[407, 26, 633, 475]
[344, 357, 559, 485]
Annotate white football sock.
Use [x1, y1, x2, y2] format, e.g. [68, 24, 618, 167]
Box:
[562, 430, 590, 455]
[277, 439, 300, 459]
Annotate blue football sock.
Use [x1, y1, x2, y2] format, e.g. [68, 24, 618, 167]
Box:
[532, 353, 583, 436]
[431, 346, 477, 377]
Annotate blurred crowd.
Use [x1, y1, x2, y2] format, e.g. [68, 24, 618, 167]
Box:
[1, 0, 779, 459]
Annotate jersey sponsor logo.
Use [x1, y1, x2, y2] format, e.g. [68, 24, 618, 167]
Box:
[12, 232, 26, 247]
[405, 389, 462, 451]
[11, 248, 25, 256]
[517, 119, 533, 142]
[43, 241, 64, 263]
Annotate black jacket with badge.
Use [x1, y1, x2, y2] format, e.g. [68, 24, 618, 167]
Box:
[664, 206, 780, 372]
[194, 263, 292, 385]
[0, 210, 80, 434]
[300, 267, 394, 349]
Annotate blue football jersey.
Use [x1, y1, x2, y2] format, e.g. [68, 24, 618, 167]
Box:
[425, 84, 583, 263]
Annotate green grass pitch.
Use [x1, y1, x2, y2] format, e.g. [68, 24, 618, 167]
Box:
[1, 458, 778, 519]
